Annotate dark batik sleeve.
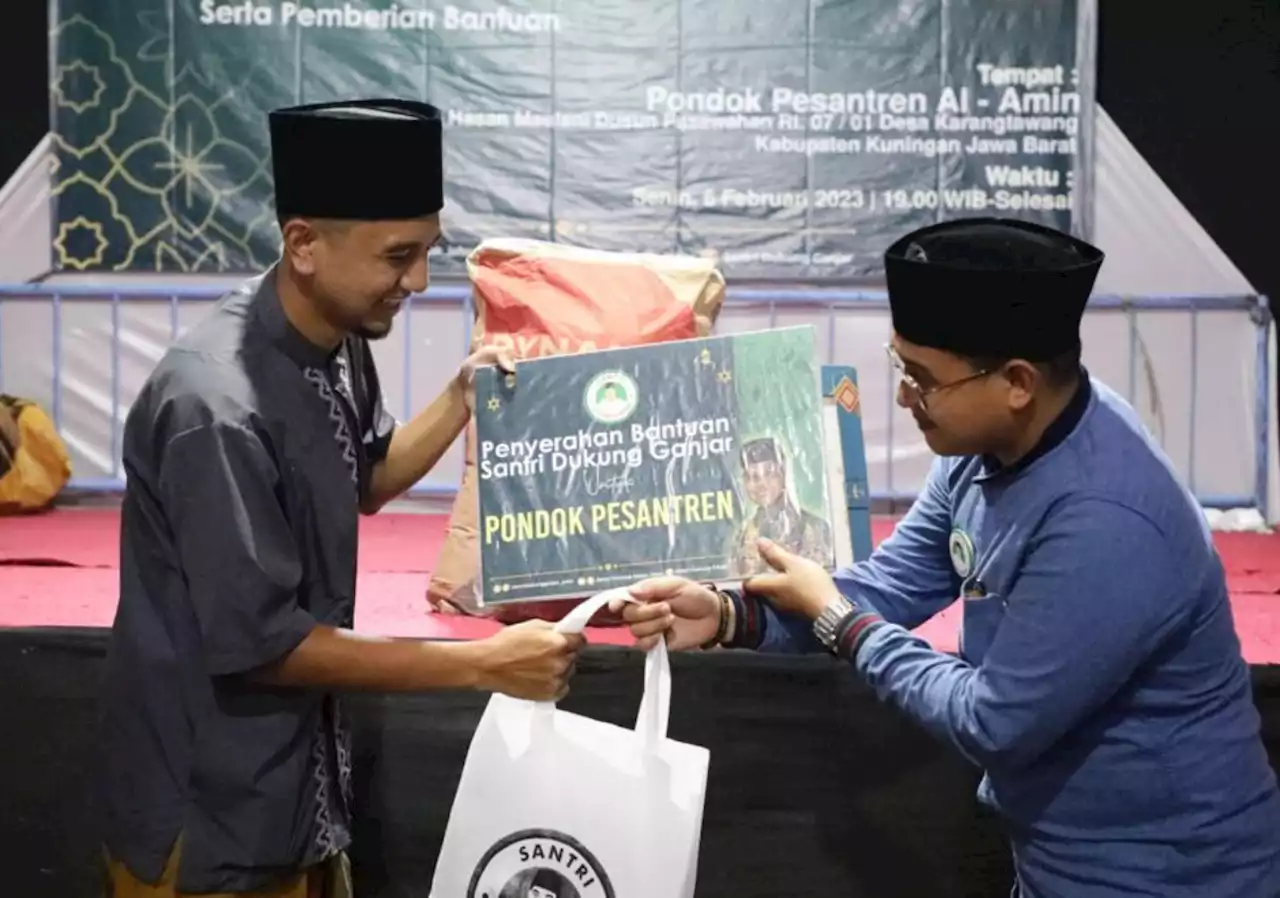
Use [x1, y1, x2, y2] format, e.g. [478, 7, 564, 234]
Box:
[159, 420, 318, 676]
[355, 339, 396, 466]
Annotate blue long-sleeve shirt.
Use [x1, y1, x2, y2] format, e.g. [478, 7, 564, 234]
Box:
[737, 376, 1280, 897]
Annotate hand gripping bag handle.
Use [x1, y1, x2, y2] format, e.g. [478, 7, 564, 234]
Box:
[536, 587, 671, 749]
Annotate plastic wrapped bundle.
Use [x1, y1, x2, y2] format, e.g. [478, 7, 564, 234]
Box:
[0, 396, 71, 515]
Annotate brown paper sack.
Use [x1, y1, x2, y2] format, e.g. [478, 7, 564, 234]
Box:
[428, 239, 726, 626]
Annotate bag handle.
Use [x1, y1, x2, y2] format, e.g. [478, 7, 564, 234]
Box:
[538, 587, 672, 748]
[551, 587, 632, 636]
[634, 636, 670, 748]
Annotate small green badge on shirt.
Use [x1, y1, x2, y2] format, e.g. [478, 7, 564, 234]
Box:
[949, 528, 975, 578]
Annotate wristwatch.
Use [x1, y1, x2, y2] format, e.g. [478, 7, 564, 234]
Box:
[812, 595, 857, 653]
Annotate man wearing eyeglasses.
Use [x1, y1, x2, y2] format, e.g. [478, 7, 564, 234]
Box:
[619, 218, 1280, 897]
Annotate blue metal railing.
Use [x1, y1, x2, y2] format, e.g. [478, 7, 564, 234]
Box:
[0, 283, 1271, 516]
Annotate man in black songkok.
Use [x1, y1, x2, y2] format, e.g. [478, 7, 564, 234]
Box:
[99, 99, 585, 897]
[623, 217, 1280, 898]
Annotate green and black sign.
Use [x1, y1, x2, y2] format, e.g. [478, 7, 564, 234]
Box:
[473, 327, 835, 604]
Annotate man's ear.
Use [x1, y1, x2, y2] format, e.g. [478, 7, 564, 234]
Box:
[280, 218, 326, 276]
[1001, 359, 1041, 412]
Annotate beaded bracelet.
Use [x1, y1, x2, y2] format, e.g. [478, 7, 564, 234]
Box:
[699, 585, 733, 650]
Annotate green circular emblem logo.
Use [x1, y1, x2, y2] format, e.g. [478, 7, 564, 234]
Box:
[583, 370, 639, 425]
[948, 529, 975, 578]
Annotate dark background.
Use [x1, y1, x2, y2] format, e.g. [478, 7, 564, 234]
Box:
[2, 1, 1277, 303]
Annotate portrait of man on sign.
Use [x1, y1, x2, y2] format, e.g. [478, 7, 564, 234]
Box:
[729, 436, 833, 576]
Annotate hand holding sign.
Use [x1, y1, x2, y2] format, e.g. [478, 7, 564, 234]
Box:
[456, 345, 515, 412]
[744, 538, 844, 621]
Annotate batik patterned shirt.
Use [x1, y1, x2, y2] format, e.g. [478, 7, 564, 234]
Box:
[98, 269, 396, 893]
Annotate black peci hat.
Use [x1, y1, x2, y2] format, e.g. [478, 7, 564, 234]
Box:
[884, 217, 1104, 361]
[269, 98, 444, 221]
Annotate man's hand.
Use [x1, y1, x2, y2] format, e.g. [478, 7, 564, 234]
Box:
[456, 345, 516, 412]
[617, 577, 721, 651]
[363, 345, 515, 512]
[744, 538, 842, 621]
[471, 619, 584, 701]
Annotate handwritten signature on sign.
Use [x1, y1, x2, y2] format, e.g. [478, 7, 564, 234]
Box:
[581, 464, 637, 498]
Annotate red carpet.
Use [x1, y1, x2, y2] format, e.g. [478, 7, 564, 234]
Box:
[0, 508, 452, 572]
[2, 508, 1278, 659]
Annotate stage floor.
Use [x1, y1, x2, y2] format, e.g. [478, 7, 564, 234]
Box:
[2, 507, 1279, 660]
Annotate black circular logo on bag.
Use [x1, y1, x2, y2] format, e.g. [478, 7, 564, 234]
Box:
[467, 828, 615, 898]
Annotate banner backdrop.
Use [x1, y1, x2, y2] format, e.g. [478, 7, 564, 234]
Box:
[49, 0, 1093, 278]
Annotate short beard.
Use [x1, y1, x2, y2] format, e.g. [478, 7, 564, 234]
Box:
[354, 322, 393, 341]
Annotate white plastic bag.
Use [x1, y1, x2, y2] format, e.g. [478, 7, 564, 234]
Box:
[429, 588, 710, 898]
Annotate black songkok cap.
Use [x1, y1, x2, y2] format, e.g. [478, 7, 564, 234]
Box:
[884, 217, 1104, 361]
[742, 437, 781, 466]
[529, 868, 561, 891]
[269, 98, 444, 220]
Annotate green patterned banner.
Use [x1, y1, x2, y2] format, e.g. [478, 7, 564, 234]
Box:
[50, 0, 1091, 277]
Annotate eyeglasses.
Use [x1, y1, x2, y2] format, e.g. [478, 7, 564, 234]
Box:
[884, 344, 993, 411]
